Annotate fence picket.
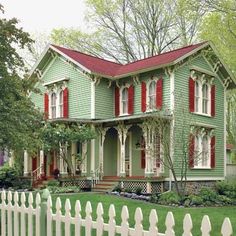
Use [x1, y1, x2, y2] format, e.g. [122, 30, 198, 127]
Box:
[13, 192, 19, 236]
[201, 215, 211, 236]
[74, 200, 82, 236]
[55, 197, 62, 236]
[7, 191, 13, 236]
[165, 211, 175, 236]
[108, 204, 116, 236]
[85, 201, 93, 236]
[28, 192, 34, 236]
[148, 209, 158, 236]
[132, 207, 143, 236]
[64, 199, 72, 236]
[120, 205, 129, 236]
[95, 202, 104, 236]
[20, 192, 26, 236]
[35, 193, 41, 236]
[1, 190, 6, 236]
[183, 214, 193, 236]
[47, 196, 53, 236]
[221, 218, 233, 236]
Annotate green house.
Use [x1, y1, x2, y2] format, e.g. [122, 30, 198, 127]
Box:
[26, 42, 235, 193]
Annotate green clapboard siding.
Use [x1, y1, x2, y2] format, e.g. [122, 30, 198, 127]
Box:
[173, 55, 224, 178]
[30, 56, 91, 119]
[95, 79, 114, 119]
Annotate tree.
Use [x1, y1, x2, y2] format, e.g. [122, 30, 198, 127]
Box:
[50, 0, 206, 63]
[0, 5, 44, 157]
[0, 4, 33, 77]
[40, 123, 96, 176]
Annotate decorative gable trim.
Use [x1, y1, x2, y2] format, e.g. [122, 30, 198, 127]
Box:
[43, 77, 69, 87]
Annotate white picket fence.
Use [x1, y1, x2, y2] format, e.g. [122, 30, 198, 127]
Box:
[0, 189, 234, 236]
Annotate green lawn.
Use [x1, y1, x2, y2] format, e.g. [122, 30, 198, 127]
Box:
[49, 192, 236, 236]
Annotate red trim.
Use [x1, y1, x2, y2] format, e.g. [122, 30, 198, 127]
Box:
[156, 78, 163, 109]
[141, 82, 146, 112]
[32, 157, 37, 171]
[44, 93, 49, 119]
[189, 78, 195, 112]
[63, 88, 69, 118]
[211, 136, 216, 168]
[115, 87, 120, 116]
[189, 134, 195, 168]
[128, 85, 134, 115]
[211, 85, 215, 117]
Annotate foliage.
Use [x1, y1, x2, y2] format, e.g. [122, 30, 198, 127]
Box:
[46, 185, 80, 194]
[215, 181, 236, 199]
[47, 180, 60, 187]
[0, 4, 33, 77]
[112, 185, 122, 193]
[135, 187, 143, 195]
[40, 122, 96, 175]
[185, 195, 204, 206]
[124, 188, 133, 193]
[198, 187, 218, 203]
[158, 191, 181, 205]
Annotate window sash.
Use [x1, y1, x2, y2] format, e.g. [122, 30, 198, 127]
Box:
[148, 81, 156, 110]
[121, 88, 128, 114]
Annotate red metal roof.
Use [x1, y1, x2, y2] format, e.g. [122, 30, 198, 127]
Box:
[52, 42, 206, 78]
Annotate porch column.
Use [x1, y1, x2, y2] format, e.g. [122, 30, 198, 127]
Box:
[81, 142, 87, 175]
[117, 124, 129, 177]
[98, 128, 107, 178]
[143, 125, 154, 177]
[39, 150, 44, 176]
[59, 146, 67, 176]
[23, 150, 29, 176]
[71, 142, 77, 175]
[90, 125, 96, 176]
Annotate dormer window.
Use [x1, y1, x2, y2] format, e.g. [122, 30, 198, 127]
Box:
[51, 92, 57, 119]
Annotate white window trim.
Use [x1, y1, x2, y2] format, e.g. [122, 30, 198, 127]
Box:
[146, 79, 158, 112]
[119, 86, 129, 116]
[193, 79, 212, 116]
[193, 134, 211, 169]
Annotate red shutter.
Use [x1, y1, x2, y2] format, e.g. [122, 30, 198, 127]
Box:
[63, 88, 69, 118]
[211, 136, 216, 168]
[189, 78, 195, 112]
[156, 78, 163, 109]
[189, 134, 195, 168]
[211, 85, 215, 117]
[128, 85, 134, 115]
[44, 93, 49, 119]
[141, 136, 146, 169]
[141, 82, 146, 112]
[115, 87, 120, 117]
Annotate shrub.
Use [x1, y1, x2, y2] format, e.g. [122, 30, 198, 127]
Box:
[150, 194, 159, 203]
[47, 180, 60, 187]
[158, 191, 180, 205]
[113, 185, 122, 193]
[135, 187, 143, 195]
[215, 181, 236, 199]
[188, 195, 204, 206]
[217, 195, 232, 205]
[0, 165, 18, 188]
[47, 186, 80, 194]
[124, 188, 133, 193]
[199, 187, 218, 203]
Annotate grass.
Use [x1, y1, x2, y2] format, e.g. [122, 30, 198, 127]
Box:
[49, 192, 236, 236]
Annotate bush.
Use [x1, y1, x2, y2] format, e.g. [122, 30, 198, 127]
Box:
[199, 187, 218, 203]
[112, 185, 122, 193]
[47, 180, 60, 187]
[158, 191, 180, 205]
[0, 165, 18, 188]
[188, 195, 204, 206]
[135, 187, 143, 195]
[215, 181, 236, 199]
[47, 186, 80, 194]
[124, 188, 133, 193]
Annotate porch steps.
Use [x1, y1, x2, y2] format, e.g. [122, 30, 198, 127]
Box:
[92, 177, 119, 193]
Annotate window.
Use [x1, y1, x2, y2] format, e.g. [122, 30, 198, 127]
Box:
[194, 134, 210, 168]
[51, 93, 57, 119]
[121, 87, 128, 114]
[59, 90, 63, 118]
[202, 84, 209, 114]
[148, 81, 156, 110]
[194, 81, 211, 115]
[194, 81, 200, 112]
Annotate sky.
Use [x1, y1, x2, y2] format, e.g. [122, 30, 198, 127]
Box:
[1, 0, 87, 33]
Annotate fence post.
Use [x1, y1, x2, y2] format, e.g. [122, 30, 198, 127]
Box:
[40, 189, 50, 236]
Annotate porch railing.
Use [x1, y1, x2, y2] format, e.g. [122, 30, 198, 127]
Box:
[31, 164, 44, 187]
[91, 167, 102, 187]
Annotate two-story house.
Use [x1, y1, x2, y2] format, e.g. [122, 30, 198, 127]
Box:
[25, 41, 235, 193]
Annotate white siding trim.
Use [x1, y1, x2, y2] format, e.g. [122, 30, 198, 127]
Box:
[170, 71, 175, 111]
[165, 177, 225, 181]
[224, 87, 227, 178]
[91, 81, 95, 119]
